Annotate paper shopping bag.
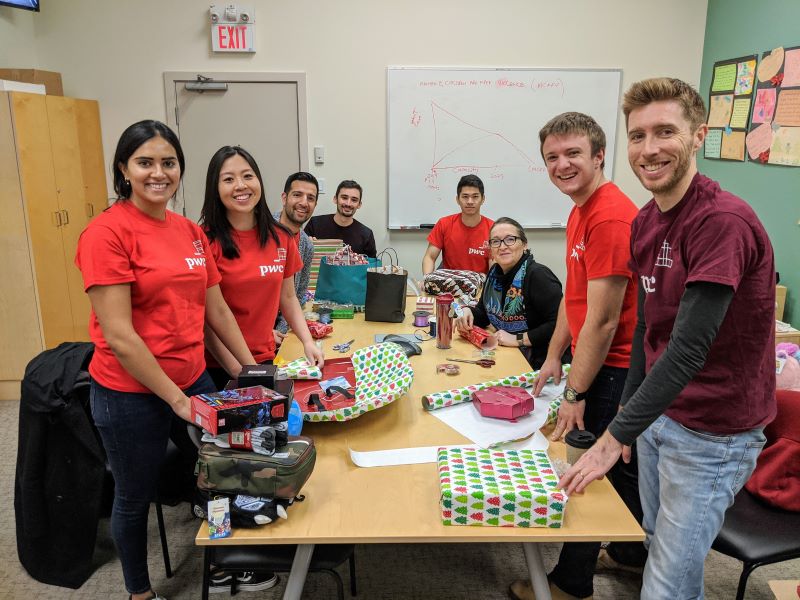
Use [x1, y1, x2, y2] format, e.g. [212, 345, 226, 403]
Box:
[365, 248, 407, 322]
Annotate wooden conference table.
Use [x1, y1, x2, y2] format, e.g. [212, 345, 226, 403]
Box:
[195, 313, 644, 600]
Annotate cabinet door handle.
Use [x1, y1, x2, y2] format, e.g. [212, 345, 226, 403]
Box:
[60, 209, 69, 224]
[86, 203, 95, 217]
[52, 211, 62, 227]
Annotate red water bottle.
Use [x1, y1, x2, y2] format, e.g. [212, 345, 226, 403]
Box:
[436, 293, 454, 349]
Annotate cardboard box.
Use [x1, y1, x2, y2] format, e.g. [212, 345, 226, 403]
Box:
[191, 385, 289, 435]
[0, 69, 63, 96]
[776, 285, 787, 321]
[472, 386, 533, 420]
[438, 446, 567, 528]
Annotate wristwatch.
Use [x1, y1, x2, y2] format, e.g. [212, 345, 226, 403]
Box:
[515, 333, 524, 347]
[564, 386, 588, 404]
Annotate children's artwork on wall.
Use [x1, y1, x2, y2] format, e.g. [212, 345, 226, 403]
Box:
[706, 55, 758, 161]
[746, 45, 800, 166]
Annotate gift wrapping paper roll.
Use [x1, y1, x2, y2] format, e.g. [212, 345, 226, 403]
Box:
[421, 364, 572, 412]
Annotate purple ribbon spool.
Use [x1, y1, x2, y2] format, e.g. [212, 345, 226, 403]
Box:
[413, 310, 431, 327]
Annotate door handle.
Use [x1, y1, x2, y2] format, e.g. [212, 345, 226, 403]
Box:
[60, 209, 69, 225]
[86, 203, 95, 217]
[52, 211, 62, 227]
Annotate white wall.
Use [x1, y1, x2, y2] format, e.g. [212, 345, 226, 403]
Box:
[0, 6, 36, 65]
[2, 0, 708, 283]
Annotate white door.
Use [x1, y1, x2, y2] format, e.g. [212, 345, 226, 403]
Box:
[164, 72, 309, 222]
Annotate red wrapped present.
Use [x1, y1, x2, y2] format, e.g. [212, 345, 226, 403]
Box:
[459, 325, 498, 350]
[306, 320, 333, 339]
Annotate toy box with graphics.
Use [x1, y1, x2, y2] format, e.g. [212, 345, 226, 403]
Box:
[191, 384, 289, 435]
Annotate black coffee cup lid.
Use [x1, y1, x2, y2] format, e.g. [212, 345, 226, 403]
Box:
[565, 429, 596, 449]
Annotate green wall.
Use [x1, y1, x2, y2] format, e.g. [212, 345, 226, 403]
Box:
[699, 0, 800, 323]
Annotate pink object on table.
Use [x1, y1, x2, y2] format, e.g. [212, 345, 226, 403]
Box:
[472, 386, 533, 420]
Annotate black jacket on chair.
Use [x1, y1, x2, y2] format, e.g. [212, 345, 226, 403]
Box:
[14, 342, 104, 589]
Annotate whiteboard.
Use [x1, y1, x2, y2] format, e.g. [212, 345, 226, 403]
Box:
[387, 67, 622, 229]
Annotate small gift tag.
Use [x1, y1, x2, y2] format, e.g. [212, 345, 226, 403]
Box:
[776, 355, 787, 375]
[208, 496, 232, 539]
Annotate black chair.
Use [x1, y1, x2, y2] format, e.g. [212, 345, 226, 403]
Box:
[200, 544, 357, 600]
[712, 488, 800, 600]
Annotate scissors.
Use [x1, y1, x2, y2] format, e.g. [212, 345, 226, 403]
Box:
[332, 339, 355, 353]
[446, 357, 496, 368]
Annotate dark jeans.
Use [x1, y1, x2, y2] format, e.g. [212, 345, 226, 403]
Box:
[90, 372, 216, 594]
[549, 365, 648, 598]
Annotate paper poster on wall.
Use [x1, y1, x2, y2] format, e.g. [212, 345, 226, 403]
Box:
[720, 130, 746, 160]
[704, 129, 723, 159]
[706, 55, 758, 161]
[769, 126, 800, 166]
[745, 122, 773, 160]
[752, 88, 777, 123]
[747, 45, 800, 167]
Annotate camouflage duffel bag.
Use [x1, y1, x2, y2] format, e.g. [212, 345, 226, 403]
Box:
[195, 435, 316, 499]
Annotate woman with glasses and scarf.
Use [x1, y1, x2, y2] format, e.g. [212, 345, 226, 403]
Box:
[454, 217, 565, 369]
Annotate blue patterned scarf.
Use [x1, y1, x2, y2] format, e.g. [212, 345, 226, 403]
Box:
[483, 256, 529, 334]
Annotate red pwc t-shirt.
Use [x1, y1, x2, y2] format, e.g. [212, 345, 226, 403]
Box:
[428, 213, 494, 273]
[564, 182, 638, 368]
[208, 227, 302, 365]
[630, 173, 776, 434]
[75, 201, 221, 392]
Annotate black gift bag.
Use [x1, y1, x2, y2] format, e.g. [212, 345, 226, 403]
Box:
[365, 248, 408, 323]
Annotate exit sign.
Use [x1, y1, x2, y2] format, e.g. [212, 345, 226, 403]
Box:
[212, 23, 255, 52]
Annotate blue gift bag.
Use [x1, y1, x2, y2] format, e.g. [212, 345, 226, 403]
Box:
[314, 256, 381, 307]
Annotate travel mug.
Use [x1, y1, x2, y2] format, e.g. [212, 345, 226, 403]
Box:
[565, 429, 596, 465]
[436, 293, 454, 349]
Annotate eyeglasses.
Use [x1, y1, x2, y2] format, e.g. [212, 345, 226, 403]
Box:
[488, 235, 521, 248]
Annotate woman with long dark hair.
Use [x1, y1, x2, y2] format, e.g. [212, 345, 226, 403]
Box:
[200, 145, 323, 389]
[76, 121, 256, 600]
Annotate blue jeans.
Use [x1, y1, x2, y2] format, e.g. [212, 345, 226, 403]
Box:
[638, 414, 766, 600]
[549, 365, 647, 598]
[90, 372, 215, 594]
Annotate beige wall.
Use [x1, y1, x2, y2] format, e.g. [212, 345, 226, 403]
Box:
[1, 0, 708, 283]
[0, 6, 36, 65]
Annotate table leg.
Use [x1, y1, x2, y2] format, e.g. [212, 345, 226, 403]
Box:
[282, 543, 315, 600]
[522, 542, 551, 600]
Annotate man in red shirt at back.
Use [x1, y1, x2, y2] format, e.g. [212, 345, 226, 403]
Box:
[422, 174, 494, 275]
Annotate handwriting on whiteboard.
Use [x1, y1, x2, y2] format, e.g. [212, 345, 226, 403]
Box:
[418, 78, 565, 97]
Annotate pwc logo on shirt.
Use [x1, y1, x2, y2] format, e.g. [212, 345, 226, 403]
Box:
[185, 239, 207, 270]
[468, 241, 489, 256]
[260, 246, 287, 276]
[570, 239, 586, 262]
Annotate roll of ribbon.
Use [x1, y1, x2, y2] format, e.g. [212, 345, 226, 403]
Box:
[318, 308, 333, 324]
[436, 363, 460, 375]
[413, 310, 431, 327]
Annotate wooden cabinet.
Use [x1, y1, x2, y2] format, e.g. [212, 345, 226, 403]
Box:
[0, 91, 108, 398]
